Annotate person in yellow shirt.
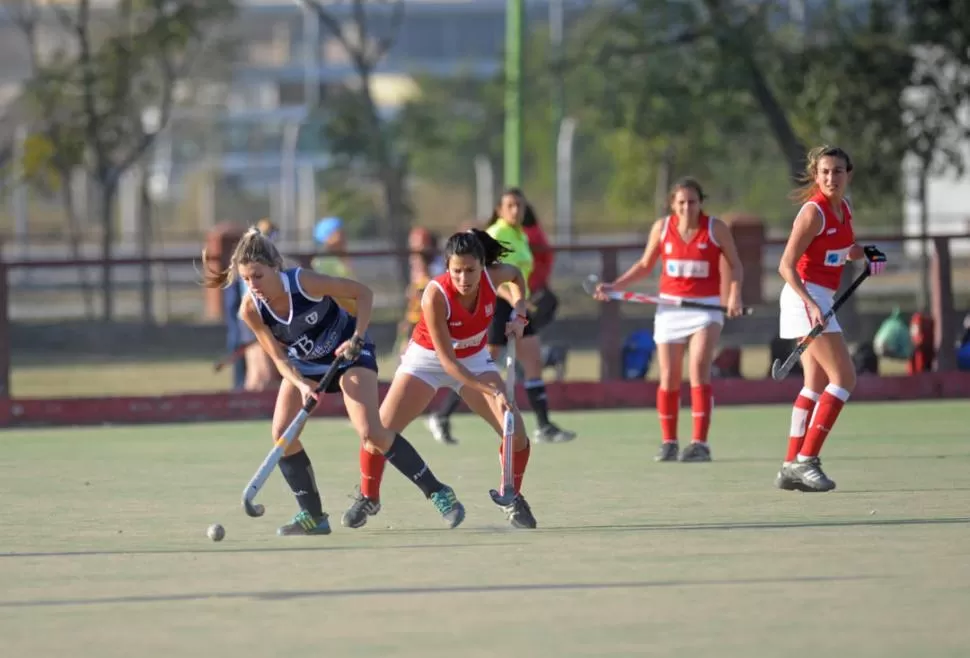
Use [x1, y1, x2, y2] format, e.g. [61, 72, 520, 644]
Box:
[396, 226, 445, 354]
[427, 188, 577, 445]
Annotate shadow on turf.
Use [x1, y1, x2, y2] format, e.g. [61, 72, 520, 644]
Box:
[539, 516, 970, 535]
[714, 453, 970, 464]
[387, 515, 970, 536]
[0, 541, 520, 560]
[0, 574, 881, 609]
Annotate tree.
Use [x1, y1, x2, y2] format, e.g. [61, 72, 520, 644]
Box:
[5, 0, 104, 316]
[763, 1, 916, 219]
[902, 0, 970, 306]
[15, 0, 235, 321]
[298, 0, 412, 280]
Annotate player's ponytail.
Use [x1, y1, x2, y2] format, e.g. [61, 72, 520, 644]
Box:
[201, 225, 284, 288]
[444, 229, 511, 268]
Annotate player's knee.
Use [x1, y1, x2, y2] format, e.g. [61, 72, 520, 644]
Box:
[358, 423, 394, 452]
[833, 366, 856, 393]
[659, 370, 680, 390]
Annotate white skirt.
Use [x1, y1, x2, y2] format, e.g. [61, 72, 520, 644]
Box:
[396, 343, 498, 392]
[778, 281, 842, 339]
[653, 294, 725, 344]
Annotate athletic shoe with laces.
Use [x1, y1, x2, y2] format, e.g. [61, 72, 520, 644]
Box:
[277, 509, 332, 536]
[774, 463, 813, 491]
[429, 485, 465, 528]
[533, 422, 576, 444]
[788, 457, 837, 492]
[341, 487, 382, 529]
[496, 493, 538, 529]
[427, 414, 458, 445]
[678, 441, 712, 462]
[655, 441, 679, 462]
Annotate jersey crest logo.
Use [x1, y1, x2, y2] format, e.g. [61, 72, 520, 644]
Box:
[698, 242, 708, 249]
[305, 312, 319, 325]
[664, 243, 673, 254]
[826, 228, 837, 235]
[485, 303, 493, 316]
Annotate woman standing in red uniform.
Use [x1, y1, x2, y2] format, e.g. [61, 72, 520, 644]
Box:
[775, 145, 886, 492]
[342, 229, 539, 530]
[597, 178, 744, 462]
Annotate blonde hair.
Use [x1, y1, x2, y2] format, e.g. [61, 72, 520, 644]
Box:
[790, 145, 854, 204]
[201, 226, 284, 289]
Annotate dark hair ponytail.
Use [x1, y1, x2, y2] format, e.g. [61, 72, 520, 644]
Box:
[522, 203, 538, 227]
[445, 229, 511, 268]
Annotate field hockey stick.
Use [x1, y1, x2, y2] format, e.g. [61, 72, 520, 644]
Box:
[489, 339, 518, 507]
[770, 268, 871, 381]
[213, 341, 256, 373]
[583, 275, 754, 315]
[241, 356, 348, 518]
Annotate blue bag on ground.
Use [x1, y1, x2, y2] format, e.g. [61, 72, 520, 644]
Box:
[957, 342, 970, 371]
[622, 329, 656, 379]
[873, 307, 913, 359]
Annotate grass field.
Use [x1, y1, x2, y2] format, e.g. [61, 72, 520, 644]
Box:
[11, 345, 913, 397]
[2, 402, 969, 657]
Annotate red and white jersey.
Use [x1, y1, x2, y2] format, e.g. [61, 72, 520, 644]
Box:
[410, 270, 497, 358]
[796, 192, 855, 291]
[658, 213, 723, 298]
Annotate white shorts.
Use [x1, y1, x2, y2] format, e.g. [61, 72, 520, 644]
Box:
[653, 295, 725, 344]
[396, 343, 498, 392]
[778, 281, 842, 339]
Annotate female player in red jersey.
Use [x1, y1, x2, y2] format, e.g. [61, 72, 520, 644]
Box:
[596, 178, 744, 462]
[775, 146, 886, 492]
[342, 229, 539, 529]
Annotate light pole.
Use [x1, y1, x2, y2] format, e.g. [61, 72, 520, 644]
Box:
[504, 0, 524, 187]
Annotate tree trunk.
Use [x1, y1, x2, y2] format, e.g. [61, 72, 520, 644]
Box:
[381, 162, 412, 285]
[743, 55, 807, 182]
[100, 184, 116, 322]
[700, 0, 806, 181]
[918, 165, 931, 311]
[59, 172, 95, 318]
[139, 170, 154, 325]
[357, 66, 412, 286]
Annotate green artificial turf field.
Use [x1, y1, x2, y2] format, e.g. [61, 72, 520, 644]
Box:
[2, 402, 969, 657]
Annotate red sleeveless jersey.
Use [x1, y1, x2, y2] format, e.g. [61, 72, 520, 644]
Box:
[410, 270, 497, 358]
[658, 214, 723, 298]
[796, 192, 855, 291]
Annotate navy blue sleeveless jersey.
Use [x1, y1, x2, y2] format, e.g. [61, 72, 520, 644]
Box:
[251, 268, 375, 378]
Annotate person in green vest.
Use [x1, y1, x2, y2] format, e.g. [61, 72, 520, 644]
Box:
[427, 188, 577, 445]
[311, 216, 356, 314]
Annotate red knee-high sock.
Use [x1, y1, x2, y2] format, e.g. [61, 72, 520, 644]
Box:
[799, 384, 850, 459]
[657, 387, 680, 442]
[786, 388, 821, 462]
[359, 444, 386, 501]
[499, 442, 531, 493]
[690, 385, 713, 442]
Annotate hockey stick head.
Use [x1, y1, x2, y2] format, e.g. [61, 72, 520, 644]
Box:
[582, 274, 601, 296]
[770, 358, 787, 381]
[243, 497, 266, 518]
[489, 488, 517, 506]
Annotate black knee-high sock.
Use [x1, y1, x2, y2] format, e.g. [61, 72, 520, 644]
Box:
[279, 449, 324, 517]
[524, 379, 551, 427]
[385, 435, 444, 498]
[437, 389, 462, 418]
